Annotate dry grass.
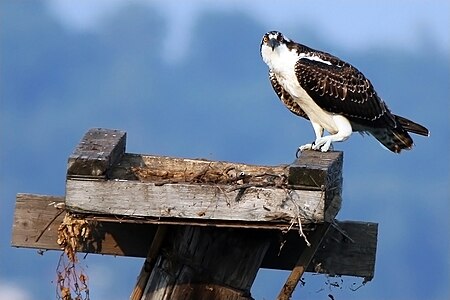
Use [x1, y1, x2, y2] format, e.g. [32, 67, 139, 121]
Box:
[56, 213, 91, 300]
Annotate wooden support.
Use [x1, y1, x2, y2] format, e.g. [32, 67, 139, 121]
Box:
[11, 194, 66, 248]
[264, 221, 377, 280]
[10, 128, 378, 299]
[140, 226, 271, 300]
[65, 151, 342, 225]
[130, 225, 169, 300]
[11, 193, 377, 280]
[63, 129, 343, 226]
[66, 178, 325, 224]
[277, 223, 330, 300]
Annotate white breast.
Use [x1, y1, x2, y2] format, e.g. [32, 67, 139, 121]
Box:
[261, 43, 339, 134]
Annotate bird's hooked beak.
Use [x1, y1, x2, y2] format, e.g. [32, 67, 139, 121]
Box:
[268, 38, 279, 50]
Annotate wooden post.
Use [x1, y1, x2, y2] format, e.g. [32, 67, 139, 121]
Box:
[10, 128, 379, 300]
[130, 226, 169, 300]
[141, 226, 271, 300]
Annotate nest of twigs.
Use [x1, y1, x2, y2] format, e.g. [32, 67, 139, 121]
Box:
[131, 161, 289, 188]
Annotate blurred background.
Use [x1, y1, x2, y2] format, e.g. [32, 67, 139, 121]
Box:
[1, 1, 449, 299]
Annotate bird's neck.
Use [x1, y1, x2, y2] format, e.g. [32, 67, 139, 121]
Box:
[262, 44, 299, 77]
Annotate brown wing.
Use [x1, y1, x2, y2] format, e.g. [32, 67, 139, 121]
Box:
[294, 54, 396, 129]
[269, 71, 309, 120]
[292, 52, 431, 152]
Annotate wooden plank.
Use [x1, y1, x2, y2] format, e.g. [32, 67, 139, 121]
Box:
[11, 194, 66, 250]
[67, 128, 126, 178]
[262, 221, 378, 281]
[12, 194, 376, 279]
[65, 179, 327, 224]
[310, 221, 378, 281]
[12, 194, 154, 257]
[65, 151, 344, 224]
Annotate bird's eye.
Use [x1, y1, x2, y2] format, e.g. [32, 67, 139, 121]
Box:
[263, 36, 269, 43]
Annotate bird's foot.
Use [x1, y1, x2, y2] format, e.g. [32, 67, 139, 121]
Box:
[312, 137, 333, 152]
[299, 143, 314, 151]
[296, 142, 314, 157]
[297, 139, 335, 157]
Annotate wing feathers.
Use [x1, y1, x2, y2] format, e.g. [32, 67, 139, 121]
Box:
[294, 56, 397, 128]
[395, 115, 430, 136]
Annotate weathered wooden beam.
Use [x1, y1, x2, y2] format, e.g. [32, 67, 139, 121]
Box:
[12, 194, 377, 280]
[277, 223, 331, 300]
[12, 194, 154, 257]
[263, 221, 378, 281]
[288, 151, 342, 187]
[288, 151, 343, 221]
[309, 221, 378, 280]
[130, 225, 168, 300]
[66, 179, 327, 224]
[141, 225, 271, 300]
[67, 128, 126, 179]
[65, 151, 342, 225]
[11, 194, 66, 251]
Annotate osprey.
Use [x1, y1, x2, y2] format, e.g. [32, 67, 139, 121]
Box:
[260, 31, 429, 153]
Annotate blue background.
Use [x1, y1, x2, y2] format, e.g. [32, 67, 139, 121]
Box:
[1, 1, 449, 299]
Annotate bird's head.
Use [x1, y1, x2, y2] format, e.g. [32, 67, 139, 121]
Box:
[260, 31, 290, 52]
[260, 31, 294, 69]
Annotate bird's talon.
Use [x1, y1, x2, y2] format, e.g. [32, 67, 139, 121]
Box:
[297, 143, 314, 157]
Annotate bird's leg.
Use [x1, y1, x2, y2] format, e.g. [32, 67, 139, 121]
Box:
[312, 115, 353, 152]
[298, 122, 324, 153]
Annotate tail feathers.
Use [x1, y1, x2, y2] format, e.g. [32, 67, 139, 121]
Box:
[370, 127, 414, 153]
[395, 115, 430, 137]
[369, 115, 429, 153]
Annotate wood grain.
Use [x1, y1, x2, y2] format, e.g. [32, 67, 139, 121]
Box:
[67, 128, 126, 178]
[65, 179, 326, 224]
[141, 226, 270, 300]
[65, 151, 344, 224]
[12, 194, 376, 279]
